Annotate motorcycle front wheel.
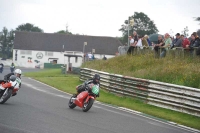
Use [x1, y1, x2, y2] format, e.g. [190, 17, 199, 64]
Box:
[82, 98, 94, 112]
[68, 95, 76, 109]
[0, 89, 13, 104]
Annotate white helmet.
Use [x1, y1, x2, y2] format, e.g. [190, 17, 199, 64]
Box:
[14, 69, 22, 74]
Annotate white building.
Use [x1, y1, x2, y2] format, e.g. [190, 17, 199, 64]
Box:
[13, 32, 122, 69]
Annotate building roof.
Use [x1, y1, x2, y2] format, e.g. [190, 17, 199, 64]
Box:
[13, 32, 122, 55]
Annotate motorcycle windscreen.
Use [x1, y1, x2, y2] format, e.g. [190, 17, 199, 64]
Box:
[91, 85, 99, 95]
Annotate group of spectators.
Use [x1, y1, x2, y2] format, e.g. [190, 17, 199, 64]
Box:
[84, 52, 107, 61]
[84, 52, 95, 61]
[127, 31, 200, 58]
[127, 31, 152, 55]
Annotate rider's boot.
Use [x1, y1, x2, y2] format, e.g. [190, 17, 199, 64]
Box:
[12, 92, 17, 96]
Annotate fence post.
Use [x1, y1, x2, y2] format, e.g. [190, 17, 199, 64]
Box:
[193, 47, 197, 57]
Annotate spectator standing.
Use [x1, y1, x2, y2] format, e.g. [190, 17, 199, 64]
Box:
[127, 31, 138, 55]
[154, 35, 164, 58]
[136, 35, 143, 48]
[171, 36, 178, 48]
[133, 31, 138, 47]
[160, 33, 172, 58]
[11, 62, 15, 67]
[187, 32, 200, 55]
[181, 35, 190, 48]
[103, 55, 107, 60]
[142, 36, 149, 48]
[127, 36, 134, 55]
[87, 52, 93, 60]
[144, 35, 152, 46]
[171, 33, 182, 49]
[92, 54, 95, 60]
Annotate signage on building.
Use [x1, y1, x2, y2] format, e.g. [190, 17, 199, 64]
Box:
[36, 52, 43, 59]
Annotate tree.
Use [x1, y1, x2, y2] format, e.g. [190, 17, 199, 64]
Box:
[116, 36, 127, 46]
[119, 12, 159, 44]
[55, 30, 72, 34]
[194, 17, 200, 25]
[194, 17, 200, 37]
[0, 27, 14, 59]
[55, 24, 72, 34]
[181, 26, 189, 37]
[197, 29, 200, 37]
[16, 23, 43, 32]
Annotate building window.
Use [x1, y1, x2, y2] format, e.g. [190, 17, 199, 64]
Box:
[50, 60, 57, 64]
[45, 51, 53, 56]
[20, 50, 32, 55]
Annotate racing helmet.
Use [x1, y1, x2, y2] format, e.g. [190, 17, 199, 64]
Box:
[14, 69, 22, 77]
[14, 69, 22, 74]
[10, 75, 16, 82]
[93, 74, 100, 84]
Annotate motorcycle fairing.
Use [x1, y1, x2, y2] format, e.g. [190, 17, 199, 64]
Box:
[75, 91, 88, 107]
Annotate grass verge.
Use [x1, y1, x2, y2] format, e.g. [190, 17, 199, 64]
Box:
[82, 54, 200, 89]
[24, 69, 200, 130]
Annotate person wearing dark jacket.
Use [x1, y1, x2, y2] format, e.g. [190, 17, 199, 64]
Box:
[154, 35, 164, 58]
[0, 68, 22, 83]
[75, 74, 100, 97]
[187, 32, 200, 55]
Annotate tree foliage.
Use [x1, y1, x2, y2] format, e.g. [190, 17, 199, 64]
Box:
[119, 12, 159, 44]
[194, 17, 200, 25]
[197, 29, 200, 37]
[0, 27, 14, 58]
[181, 26, 189, 37]
[16, 23, 43, 32]
[56, 30, 72, 34]
[56, 24, 72, 34]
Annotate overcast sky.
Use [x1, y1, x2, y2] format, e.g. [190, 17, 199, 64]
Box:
[0, 0, 200, 37]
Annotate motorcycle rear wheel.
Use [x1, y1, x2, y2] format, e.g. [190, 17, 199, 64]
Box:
[82, 98, 94, 112]
[0, 89, 13, 104]
[68, 96, 76, 109]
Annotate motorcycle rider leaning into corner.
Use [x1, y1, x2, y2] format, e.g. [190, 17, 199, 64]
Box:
[75, 74, 100, 97]
[0, 69, 22, 96]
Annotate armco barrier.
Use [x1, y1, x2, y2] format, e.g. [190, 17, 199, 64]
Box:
[80, 68, 200, 117]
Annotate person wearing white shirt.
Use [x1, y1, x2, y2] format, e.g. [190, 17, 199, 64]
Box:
[87, 53, 93, 60]
[127, 36, 135, 55]
[136, 36, 143, 48]
[130, 37, 134, 45]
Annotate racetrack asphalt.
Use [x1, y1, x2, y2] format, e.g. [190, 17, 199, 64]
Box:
[0, 67, 199, 133]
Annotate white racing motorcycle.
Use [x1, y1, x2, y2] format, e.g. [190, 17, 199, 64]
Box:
[0, 75, 21, 104]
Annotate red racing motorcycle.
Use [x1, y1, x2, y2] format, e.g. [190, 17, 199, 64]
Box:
[68, 83, 99, 112]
